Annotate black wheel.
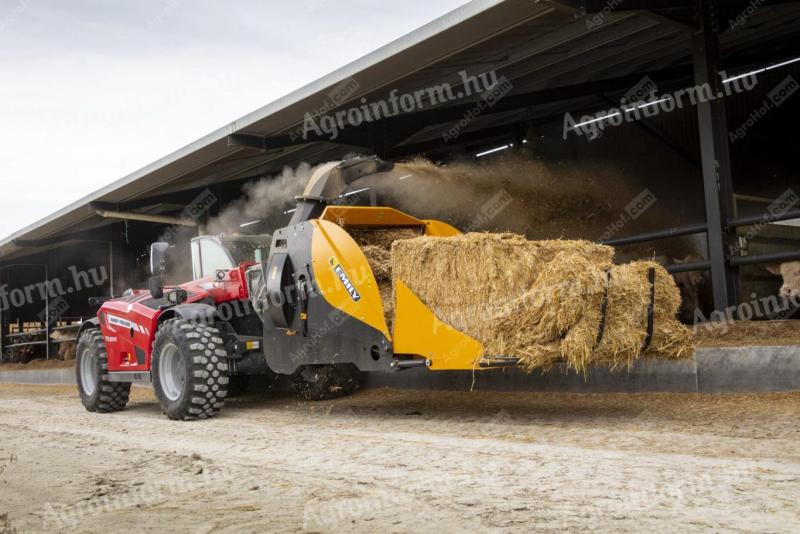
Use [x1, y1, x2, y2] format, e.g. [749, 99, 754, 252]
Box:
[75, 329, 131, 413]
[291, 364, 363, 401]
[151, 318, 229, 421]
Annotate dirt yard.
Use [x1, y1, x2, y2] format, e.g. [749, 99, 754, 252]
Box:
[0, 384, 799, 533]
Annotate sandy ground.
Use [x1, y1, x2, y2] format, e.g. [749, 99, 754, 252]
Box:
[0, 385, 799, 533]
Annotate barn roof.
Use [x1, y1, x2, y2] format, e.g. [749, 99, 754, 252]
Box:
[3, 0, 799, 259]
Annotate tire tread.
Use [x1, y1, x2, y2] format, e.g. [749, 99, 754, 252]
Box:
[76, 329, 130, 413]
[152, 318, 228, 421]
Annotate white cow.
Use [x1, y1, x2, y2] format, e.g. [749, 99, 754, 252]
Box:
[767, 262, 800, 298]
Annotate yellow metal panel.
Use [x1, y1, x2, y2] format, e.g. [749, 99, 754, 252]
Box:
[392, 279, 483, 370]
[422, 220, 461, 237]
[311, 220, 391, 340]
[320, 206, 426, 227]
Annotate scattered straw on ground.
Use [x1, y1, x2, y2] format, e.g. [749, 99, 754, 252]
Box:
[393, 233, 694, 373]
[694, 320, 800, 347]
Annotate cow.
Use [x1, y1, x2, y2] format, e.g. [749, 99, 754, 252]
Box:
[767, 261, 800, 298]
[671, 254, 712, 324]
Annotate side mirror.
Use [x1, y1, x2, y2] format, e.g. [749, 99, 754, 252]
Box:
[167, 289, 188, 305]
[149, 275, 164, 300]
[149, 242, 170, 275]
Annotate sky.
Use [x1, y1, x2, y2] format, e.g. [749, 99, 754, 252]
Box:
[0, 0, 469, 238]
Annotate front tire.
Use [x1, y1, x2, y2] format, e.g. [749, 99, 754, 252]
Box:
[291, 364, 363, 401]
[151, 319, 229, 420]
[76, 329, 130, 413]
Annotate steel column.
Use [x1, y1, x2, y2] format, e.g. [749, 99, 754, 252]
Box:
[44, 262, 50, 360]
[692, 0, 738, 314]
[0, 270, 4, 361]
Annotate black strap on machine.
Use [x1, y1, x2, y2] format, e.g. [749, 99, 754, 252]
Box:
[640, 267, 656, 353]
[298, 277, 309, 337]
[594, 270, 612, 347]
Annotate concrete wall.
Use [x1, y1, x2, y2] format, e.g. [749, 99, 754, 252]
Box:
[1, 346, 799, 393]
[364, 346, 800, 393]
[0, 367, 75, 385]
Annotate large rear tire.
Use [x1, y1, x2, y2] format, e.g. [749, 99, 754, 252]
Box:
[151, 319, 229, 421]
[76, 329, 130, 413]
[291, 364, 363, 401]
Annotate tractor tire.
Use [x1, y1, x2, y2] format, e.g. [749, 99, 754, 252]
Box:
[151, 318, 229, 421]
[76, 329, 131, 413]
[291, 364, 363, 401]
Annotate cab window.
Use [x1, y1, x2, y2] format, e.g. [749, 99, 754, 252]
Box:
[193, 239, 235, 279]
[191, 241, 202, 280]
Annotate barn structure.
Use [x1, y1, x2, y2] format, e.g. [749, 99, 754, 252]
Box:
[2, 0, 800, 361]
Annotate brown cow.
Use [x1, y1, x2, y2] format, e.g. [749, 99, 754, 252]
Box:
[767, 262, 800, 298]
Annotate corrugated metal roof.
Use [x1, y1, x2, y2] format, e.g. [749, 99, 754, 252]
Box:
[0, 0, 521, 252]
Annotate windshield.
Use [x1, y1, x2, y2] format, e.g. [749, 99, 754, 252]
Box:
[220, 234, 272, 264]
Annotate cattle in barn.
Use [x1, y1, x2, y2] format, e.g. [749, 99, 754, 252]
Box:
[671, 254, 712, 324]
[766, 261, 800, 299]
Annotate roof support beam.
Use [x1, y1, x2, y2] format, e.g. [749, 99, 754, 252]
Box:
[90, 171, 269, 213]
[230, 66, 696, 155]
[599, 95, 698, 166]
[95, 209, 197, 227]
[229, 27, 798, 159]
[642, 10, 698, 32]
[228, 131, 370, 152]
[546, 0, 696, 14]
[573, 0, 797, 12]
[11, 228, 110, 248]
[227, 133, 289, 151]
[551, 0, 796, 30]
[383, 122, 527, 159]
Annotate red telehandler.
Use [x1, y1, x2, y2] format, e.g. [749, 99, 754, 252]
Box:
[75, 157, 516, 420]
